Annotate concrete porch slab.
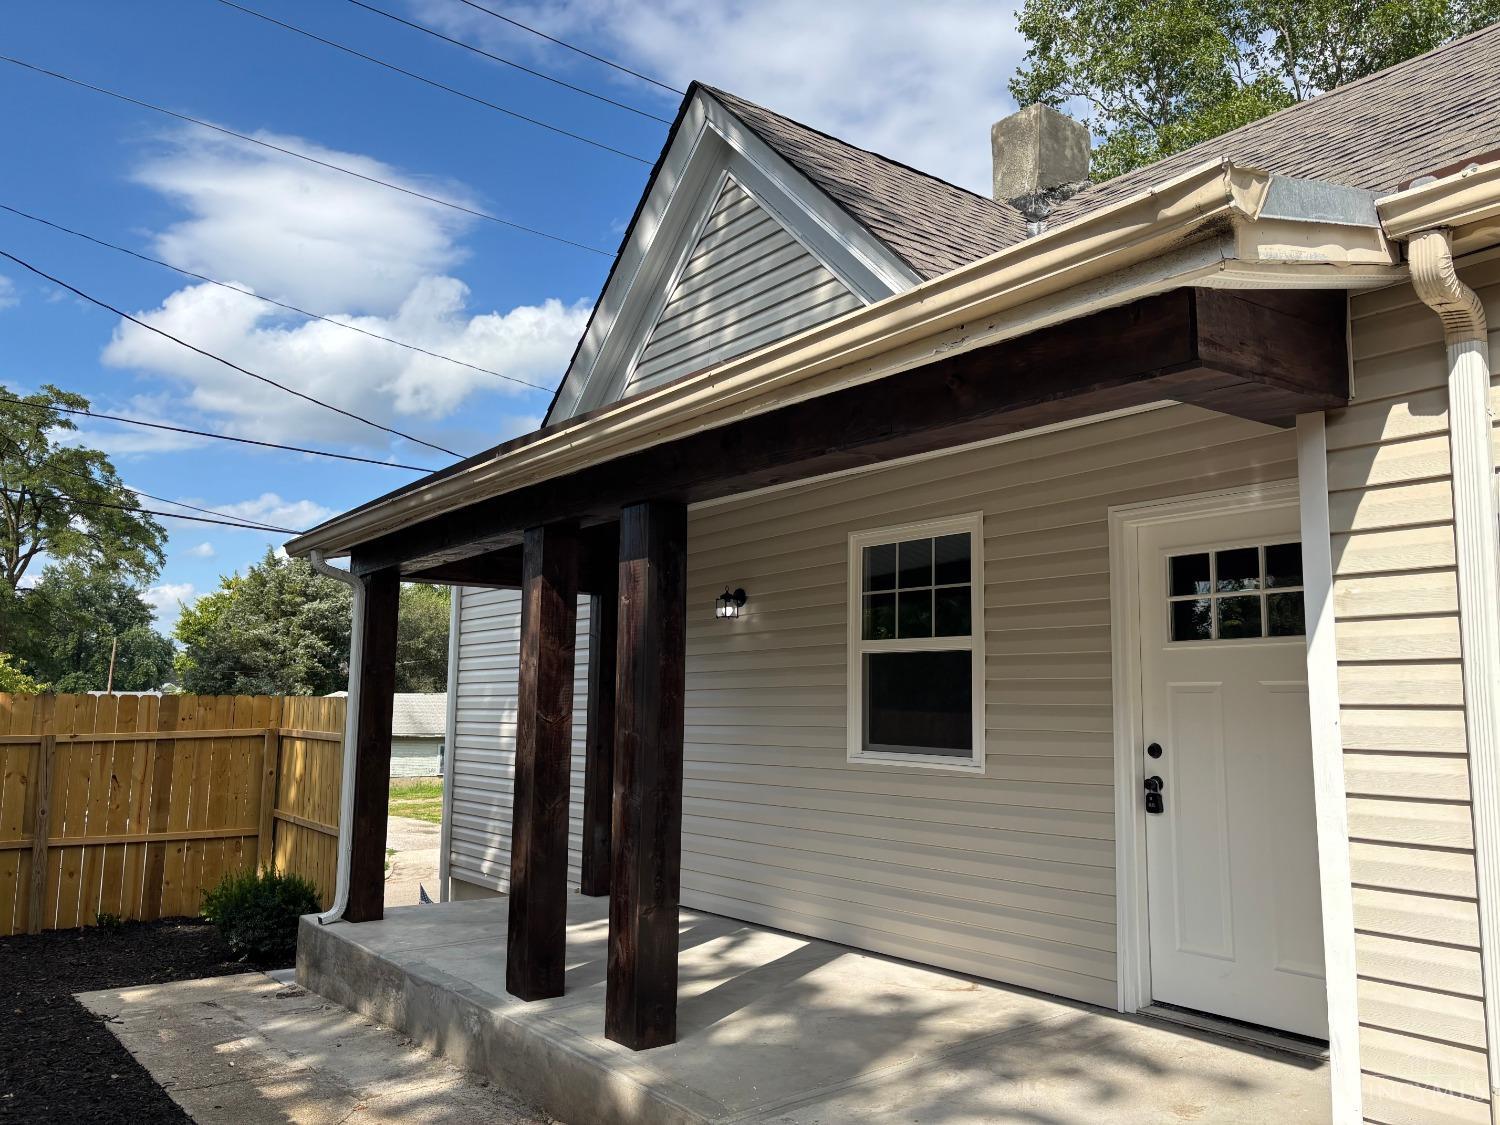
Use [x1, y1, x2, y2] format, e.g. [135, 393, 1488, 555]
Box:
[297, 894, 1330, 1124]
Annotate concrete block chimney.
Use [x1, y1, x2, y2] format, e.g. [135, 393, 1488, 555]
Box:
[991, 103, 1091, 223]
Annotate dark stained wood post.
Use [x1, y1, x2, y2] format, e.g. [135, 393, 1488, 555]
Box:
[506, 521, 580, 1001]
[580, 524, 620, 897]
[607, 500, 687, 1050]
[345, 566, 400, 923]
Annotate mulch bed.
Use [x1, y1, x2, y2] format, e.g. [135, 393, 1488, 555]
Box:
[0, 919, 291, 1122]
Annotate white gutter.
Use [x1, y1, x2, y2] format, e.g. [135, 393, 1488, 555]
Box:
[307, 549, 364, 926]
[1407, 226, 1500, 1112]
[286, 160, 1400, 561]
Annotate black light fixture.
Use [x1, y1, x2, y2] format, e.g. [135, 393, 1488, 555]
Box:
[715, 587, 747, 619]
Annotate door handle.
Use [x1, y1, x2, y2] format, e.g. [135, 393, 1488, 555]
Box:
[1144, 774, 1165, 815]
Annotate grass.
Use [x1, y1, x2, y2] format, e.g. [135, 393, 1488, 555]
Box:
[389, 777, 443, 823]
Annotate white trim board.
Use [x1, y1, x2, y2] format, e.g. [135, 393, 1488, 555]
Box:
[550, 90, 919, 422]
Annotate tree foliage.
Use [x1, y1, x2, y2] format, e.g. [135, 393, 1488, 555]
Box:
[1010, 0, 1500, 179]
[0, 652, 45, 693]
[173, 550, 449, 696]
[7, 561, 175, 692]
[0, 384, 167, 593]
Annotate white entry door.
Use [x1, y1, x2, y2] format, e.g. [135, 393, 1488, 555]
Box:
[1137, 504, 1327, 1038]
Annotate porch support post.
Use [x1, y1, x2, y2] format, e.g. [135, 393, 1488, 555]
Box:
[580, 523, 621, 897]
[345, 566, 400, 923]
[607, 500, 687, 1050]
[506, 521, 580, 1002]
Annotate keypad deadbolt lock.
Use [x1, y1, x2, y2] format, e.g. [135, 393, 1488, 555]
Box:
[1144, 773, 1165, 815]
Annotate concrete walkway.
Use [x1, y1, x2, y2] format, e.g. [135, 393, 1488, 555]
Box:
[385, 814, 440, 908]
[77, 971, 549, 1124]
[299, 895, 1331, 1125]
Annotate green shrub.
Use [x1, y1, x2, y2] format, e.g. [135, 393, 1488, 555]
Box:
[94, 911, 123, 931]
[201, 867, 321, 963]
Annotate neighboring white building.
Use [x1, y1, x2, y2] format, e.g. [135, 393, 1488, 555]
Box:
[330, 691, 446, 777]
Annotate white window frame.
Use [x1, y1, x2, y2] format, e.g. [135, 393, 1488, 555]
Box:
[846, 512, 986, 774]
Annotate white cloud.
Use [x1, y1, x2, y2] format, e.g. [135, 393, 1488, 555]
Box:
[205, 492, 337, 532]
[186, 541, 216, 557]
[144, 581, 198, 632]
[0, 275, 16, 310]
[421, 0, 1028, 192]
[101, 131, 590, 450]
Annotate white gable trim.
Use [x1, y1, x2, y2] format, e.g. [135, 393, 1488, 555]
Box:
[549, 90, 920, 422]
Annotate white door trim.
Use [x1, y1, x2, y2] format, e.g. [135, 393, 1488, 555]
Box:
[1108, 466, 1359, 1122]
[1108, 478, 1300, 1015]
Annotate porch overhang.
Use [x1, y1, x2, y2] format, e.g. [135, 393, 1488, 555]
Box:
[286, 159, 1389, 577]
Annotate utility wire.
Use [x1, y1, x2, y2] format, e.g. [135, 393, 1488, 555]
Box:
[0, 485, 304, 533]
[343, 0, 672, 124]
[213, 0, 654, 164]
[453, 0, 683, 95]
[0, 55, 617, 258]
[0, 248, 463, 457]
[0, 202, 551, 392]
[0, 393, 437, 472]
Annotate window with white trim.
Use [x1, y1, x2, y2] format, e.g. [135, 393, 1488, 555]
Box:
[847, 513, 985, 772]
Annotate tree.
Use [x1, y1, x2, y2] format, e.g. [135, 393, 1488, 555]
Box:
[1009, 0, 1500, 179]
[0, 653, 45, 693]
[174, 549, 352, 696]
[172, 551, 451, 696]
[396, 583, 450, 693]
[8, 561, 175, 692]
[0, 384, 167, 593]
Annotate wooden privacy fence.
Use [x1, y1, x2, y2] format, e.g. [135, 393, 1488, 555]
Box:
[0, 694, 345, 936]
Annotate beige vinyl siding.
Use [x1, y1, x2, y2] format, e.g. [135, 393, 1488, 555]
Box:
[682, 403, 1295, 1007]
[1331, 255, 1500, 1123]
[624, 179, 861, 396]
[447, 588, 591, 893]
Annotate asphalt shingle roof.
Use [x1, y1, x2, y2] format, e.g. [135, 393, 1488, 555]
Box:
[706, 21, 1500, 276]
[704, 86, 1029, 280]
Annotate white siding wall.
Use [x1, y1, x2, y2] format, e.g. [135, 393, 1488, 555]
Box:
[624, 179, 862, 397]
[1328, 255, 1500, 1125]
[449, 404, 1296, 1009]
[448, 589, 591, 893]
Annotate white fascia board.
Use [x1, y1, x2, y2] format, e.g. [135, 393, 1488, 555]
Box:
[552, 91, 918, 421]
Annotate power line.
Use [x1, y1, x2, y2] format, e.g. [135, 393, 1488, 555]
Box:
[0, 393, 437, 472]
[0, 54, 617, 259]
[343, 0, 672, 124]
[0, 202, 552, 392]
[213, 0, 654, 165]
[453, 0, 684, 96]
[0, 485, 304, 534]
[0, 248, 464, 457]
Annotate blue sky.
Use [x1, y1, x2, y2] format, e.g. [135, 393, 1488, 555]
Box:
[0, 0, 1025, 632]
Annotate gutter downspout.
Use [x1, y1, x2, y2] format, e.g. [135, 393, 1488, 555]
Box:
[1410, 227, 1500, 1113]
[308, 549, 364, 926]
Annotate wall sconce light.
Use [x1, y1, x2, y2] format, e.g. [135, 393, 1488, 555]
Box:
[715, 587, 747, 619]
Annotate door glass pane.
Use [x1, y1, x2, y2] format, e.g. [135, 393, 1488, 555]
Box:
[1169, 553, 1211, 596]
[1171, 599, 1212, 641]
[897, 538, 933, 588]
[863, 543, 897, 591]
[1215, 547, 1260, 592]
[933, 533, 971, 585]
[897, 589, 932, 637]
[1265, 542, 1303, 589]
[934, 585, 971, 637]
[1217, 595, 1262, 639]
[1267, 592, 1305, 636]
[862, 593, 896, 640]
[864, 650, 972, 756]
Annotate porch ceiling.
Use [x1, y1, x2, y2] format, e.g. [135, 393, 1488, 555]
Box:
[353, 285, 1348, 580]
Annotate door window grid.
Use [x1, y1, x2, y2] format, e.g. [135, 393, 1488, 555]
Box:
[1167, 541, 1305, 642]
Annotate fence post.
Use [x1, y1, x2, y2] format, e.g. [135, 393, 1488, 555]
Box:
[26, 735, 55, 934]
[257, 727, 278, 871]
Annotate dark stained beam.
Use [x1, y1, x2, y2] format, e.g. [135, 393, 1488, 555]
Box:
[351, 287, 1349, 575]
[345, 566, 400, 923]
[579, 523, 621, 897]
[403, 523, 623, 591]
[607, 501, 687, 1050]
[505, 522, 580, 1002]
